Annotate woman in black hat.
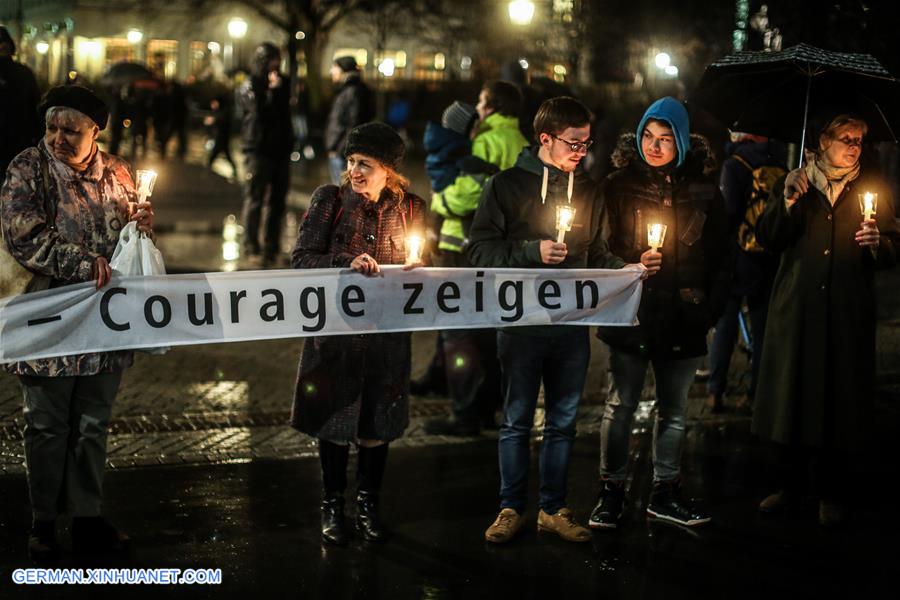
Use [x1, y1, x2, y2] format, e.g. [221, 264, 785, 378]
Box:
[290, 122, 426, 546]
[0, 85, 153, 562]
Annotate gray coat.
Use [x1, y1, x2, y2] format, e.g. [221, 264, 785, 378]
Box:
[752, 169, 898, 451]
[290, 183, 425, 443]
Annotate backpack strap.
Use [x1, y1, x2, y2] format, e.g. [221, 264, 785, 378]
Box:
[731, 154, 753, 172]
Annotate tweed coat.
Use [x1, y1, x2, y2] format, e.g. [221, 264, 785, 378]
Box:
[752, 168, 898, 451]
[290, 183, 425, 443]
[1, 141, 135, 377]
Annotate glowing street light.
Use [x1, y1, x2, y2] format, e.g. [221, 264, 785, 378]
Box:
[35, 41, 50, 55]
[664, 65, 679, 77]
[508, 1, 535, 26]
[654, 52, 671, 69]
[378, 58, 396, 77]
[227, 18, 248, 39]
[126, 29, 143, 44]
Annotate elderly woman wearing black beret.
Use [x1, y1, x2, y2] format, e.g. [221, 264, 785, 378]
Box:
[1, 85, 153, 562]
[291, 122, 426, 546]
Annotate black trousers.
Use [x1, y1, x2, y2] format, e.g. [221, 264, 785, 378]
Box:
[241, 154, 290, 257]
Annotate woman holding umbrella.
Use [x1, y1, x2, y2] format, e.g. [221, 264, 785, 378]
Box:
[290, 122, 426, 546]
[753, 113, 898, 526]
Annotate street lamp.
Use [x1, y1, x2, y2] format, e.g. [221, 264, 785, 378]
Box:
[127, 29, 143, 44]
[508, 1, 535, 26]
[664, 65, 679, 77]
[227, 18, 248, 70]
[654, 52, 671, 69]
[35, 41, 49, 55]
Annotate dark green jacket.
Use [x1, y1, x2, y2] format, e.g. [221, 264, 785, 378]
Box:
[752, 168, 898, 451]
[466, 148, 625, 336]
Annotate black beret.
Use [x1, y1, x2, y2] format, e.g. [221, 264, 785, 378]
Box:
[343, 122, 405, 169]
[39, 85, 109, 130]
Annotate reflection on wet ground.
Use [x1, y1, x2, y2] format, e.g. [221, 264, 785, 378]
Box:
[1, 415, 895, 599]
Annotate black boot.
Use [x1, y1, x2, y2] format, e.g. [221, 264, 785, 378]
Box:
[319, 440, 349, 546]
[321, 494, 348, 546]
[356, 444, 389, 542]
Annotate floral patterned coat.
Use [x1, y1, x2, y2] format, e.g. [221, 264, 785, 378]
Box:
[1, 141, 136, 377]
[290, 183, 425, 443]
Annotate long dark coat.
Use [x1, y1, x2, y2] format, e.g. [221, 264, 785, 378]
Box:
[752, 169, 898, 451]
[290, 183, 425, 443]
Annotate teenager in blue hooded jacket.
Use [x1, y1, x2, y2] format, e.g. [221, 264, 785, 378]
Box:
[590, 97, 731, 529]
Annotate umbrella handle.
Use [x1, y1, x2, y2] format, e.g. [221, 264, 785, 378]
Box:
[797, 76, 812, 168]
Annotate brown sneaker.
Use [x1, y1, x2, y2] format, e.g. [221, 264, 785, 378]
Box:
[485, 508, 523, 544]
[537, 508, 591, 542]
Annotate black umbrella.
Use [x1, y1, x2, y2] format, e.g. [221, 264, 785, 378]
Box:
[692, 43, 900, 160]
[99, 61, 159, 88]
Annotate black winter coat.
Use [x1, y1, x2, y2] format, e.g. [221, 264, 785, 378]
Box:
[290, 184, 426, 443]
[752, 169, 898, 451]
[0, 57, 40, 175]
[324, 75, 375, 154]
[596, 134, 731, 359]
[237, 74, 294, 159]
[466, 148, 626, 336]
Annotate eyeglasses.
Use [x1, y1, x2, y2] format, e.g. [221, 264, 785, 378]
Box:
[551, 134, 593, 153]
[833, 136, 863, 148]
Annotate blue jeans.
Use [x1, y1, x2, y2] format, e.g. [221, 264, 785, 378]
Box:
[600, 351, 702, 482]
[328, 155, 345, 185]
[497, 329, 590, 514]
[708, 293, 769, 398]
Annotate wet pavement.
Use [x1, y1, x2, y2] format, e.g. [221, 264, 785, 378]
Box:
[1, 134, 899, 597]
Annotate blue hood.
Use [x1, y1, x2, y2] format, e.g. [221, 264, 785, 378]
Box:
[636, 96, 690, 168]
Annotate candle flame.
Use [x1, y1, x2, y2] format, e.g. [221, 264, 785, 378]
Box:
[135, 169, 158, 198]
[406, 234, 423, 264]
[648, 223, 667, 248]
[556, 205, 576, 231]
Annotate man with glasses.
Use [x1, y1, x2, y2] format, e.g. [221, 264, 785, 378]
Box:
[590, 96, 730, 530]
[467, 97, 654, 544]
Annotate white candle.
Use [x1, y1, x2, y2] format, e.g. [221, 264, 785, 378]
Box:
[860, 192, 876, 221]
[556, 205, 576, 244]
[135, 169, 158, 204]
[406, 234, 423, 265]
[647, 223, 667, 252]
[566, 170, 574, 203]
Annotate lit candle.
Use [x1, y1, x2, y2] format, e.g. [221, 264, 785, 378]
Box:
[556, 205, 576, 243]
[135, 169, 158, 204]
[859, 192, 877, 222]
[647, 223, 667, 252]
[406, 234, 424, 265]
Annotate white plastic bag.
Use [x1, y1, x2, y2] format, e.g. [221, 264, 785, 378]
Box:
[110, 221, 169, 354]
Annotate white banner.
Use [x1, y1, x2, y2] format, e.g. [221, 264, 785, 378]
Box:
[0, 266, 644, 363]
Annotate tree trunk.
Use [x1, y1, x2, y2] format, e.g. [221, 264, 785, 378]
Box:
[305, 29, 329, 118]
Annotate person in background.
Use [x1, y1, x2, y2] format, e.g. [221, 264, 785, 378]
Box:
[237, 42, 294, 266]
[1, 85, 154, 562]
[706, 132, 786, 413]
[0, 26, 40, 184]
[324, 56, 375, 185]
[591, 97, 729, 531]
[205, 95, 238, 180]
[425, 82, 529, 437]
[291, 123, 426, 546]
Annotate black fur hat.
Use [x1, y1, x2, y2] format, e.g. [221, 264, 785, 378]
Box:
[39, 85, 109, 130]
[343, 122, 405, 169]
